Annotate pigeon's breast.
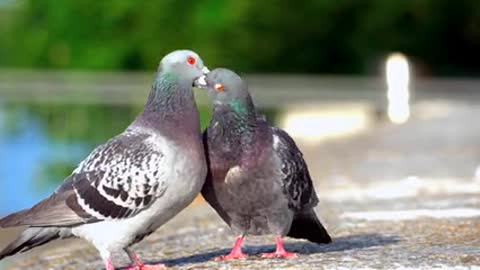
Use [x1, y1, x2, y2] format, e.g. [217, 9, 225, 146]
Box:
[143, 131, 206, 216]
[141, 131, 207, 228]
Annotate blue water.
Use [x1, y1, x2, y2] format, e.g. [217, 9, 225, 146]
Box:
[0, 106, 88, 215]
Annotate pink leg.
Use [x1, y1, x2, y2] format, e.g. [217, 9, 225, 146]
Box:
[105, 259, 115, 270]
[261, 236, 298, 259]
[125, 249, 166, 270]
[215, 235, 249, 261]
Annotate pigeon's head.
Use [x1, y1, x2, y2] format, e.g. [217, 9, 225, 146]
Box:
[198, 68, 250, 106]
[158, 50, 209, 85]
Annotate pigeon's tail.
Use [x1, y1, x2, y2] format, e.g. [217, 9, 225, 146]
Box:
[0, 210, 29, 228]
[0, 227, 68, 260]
[287, 209, 332, 244]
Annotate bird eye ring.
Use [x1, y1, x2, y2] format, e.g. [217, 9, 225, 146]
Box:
[187, 56, 196, 65]
[214, 83, 224, 91]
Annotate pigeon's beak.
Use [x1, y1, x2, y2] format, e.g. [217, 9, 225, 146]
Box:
[193, 67, 210, 88]
[193, 75, 207, 88]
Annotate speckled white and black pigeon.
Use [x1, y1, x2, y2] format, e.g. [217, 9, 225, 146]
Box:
[0, 50, 209, 270]
[198, 68, 332, 261]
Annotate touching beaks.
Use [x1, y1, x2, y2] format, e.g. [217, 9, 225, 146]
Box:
[194, 75, 207, 88]
[193, 66, 210, 88]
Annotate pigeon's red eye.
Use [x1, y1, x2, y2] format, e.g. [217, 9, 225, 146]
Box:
[187, 56, 196, 65]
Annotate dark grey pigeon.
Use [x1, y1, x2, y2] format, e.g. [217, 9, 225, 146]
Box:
[198, 68, 332, 260]
[0, 50, 209, 270]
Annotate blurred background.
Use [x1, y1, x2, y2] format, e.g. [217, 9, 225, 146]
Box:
[0, 1, 480, 268]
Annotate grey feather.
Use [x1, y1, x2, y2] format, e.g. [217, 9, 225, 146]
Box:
[0, 50, 208, 266]
[0, 131, 167, 227]
[201, 68, 331, 243]
[0, 181, 94, 227]
[271, 127, 319, 211]
[287, 209, 332, 244]
[71, 131, 167, 221]
[0, 227, 72, 260]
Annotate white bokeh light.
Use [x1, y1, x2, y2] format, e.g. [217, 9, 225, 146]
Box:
[386, 53, 410, 124]
[475, 165, 480, 182]
[281, 104, 370, 144]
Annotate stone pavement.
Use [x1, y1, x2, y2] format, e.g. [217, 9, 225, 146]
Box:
[1, 100, 480, 269]
[1, 199, 478, 270]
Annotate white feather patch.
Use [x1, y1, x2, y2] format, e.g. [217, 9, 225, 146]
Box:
[273, 134, 281, 149]
[225, 166, 243, 184]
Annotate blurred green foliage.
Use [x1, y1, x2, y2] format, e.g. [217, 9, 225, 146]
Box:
[0, 0, 479, 75]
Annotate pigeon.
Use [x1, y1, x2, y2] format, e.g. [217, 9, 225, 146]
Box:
[198, 68, 332, 260]
[0, 50, 209, 270]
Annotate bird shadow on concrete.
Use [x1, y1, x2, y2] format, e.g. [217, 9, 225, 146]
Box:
[159, 233, 400, 267]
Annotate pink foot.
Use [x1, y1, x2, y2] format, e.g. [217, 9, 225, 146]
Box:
[105, 259, 115, 270]
[124, 249, 166, 270]
[125, 264, 167, 270]
[260, 236, 298, 259]
[214, 235, 249, 261]
[215, 251, 249, 261]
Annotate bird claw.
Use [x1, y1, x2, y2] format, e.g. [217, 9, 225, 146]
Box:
[214, 253, 249, 261]
[125, 264, 167, 270]
[261, 252, 298, 259]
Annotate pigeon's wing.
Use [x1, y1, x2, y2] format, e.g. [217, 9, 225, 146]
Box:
[271, 127, 319, 211]
[0, 131, 168, 227]
[69, 131, 168, 221]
